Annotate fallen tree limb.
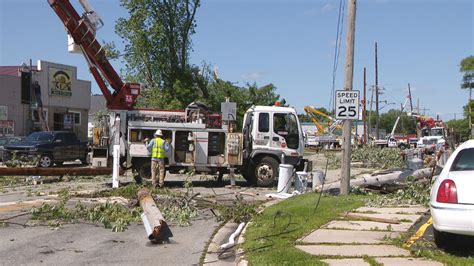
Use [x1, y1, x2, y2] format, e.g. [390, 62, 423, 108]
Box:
[341, 211, 400, 224]
[319, 167, 438, 193]
[0, 167, 124, 176]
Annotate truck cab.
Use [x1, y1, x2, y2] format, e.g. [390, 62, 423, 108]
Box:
[242, 106, 305, 186]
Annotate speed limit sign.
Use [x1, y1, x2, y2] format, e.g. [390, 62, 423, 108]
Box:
[335, 90, 360, 120]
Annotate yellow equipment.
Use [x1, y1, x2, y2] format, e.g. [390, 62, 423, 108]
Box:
[303, 106, 342, 135]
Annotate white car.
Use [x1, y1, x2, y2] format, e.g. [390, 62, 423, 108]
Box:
[430, 140, 474, 247]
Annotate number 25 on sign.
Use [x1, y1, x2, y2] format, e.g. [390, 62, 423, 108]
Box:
[335, 90, 360, 120]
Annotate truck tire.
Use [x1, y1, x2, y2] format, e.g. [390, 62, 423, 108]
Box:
[38, 155, 53, 168]
[398, 143, 407, 150]
[251, 156, 279, 187]
[137, 161, 151, 180]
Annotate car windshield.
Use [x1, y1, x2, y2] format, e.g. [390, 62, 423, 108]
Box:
[26, 132, 53, 142]
[451, 148, 474, 171]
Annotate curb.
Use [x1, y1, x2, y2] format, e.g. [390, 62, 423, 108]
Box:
[202, 198, 283, 265]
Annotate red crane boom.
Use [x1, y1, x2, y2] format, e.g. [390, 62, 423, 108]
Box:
[48, 0, 140, 110]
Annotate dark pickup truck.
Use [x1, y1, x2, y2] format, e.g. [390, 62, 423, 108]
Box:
[3, 131, 88, 167]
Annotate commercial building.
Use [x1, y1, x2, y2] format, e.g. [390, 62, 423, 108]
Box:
[0, 60, 91, 141]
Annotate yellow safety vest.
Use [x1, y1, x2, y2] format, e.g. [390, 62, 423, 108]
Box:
[152, 137, 165, 159]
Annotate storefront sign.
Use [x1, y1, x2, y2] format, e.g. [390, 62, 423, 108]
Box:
[49, 67, 72, 96]
[0, 120, 14, 137]
[0, 106, 7, 120]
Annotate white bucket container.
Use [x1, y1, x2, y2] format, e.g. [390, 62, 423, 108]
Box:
[312, 170, 325, 191]
[295, 171, 308, 194]
[277, 164, 294, 193]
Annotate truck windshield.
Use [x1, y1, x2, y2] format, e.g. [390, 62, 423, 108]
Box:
[273, 113, 299, 149]
[26, 132, 54, 142]
[431, 128, 444, 136]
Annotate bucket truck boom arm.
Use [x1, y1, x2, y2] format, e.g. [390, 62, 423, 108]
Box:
[48, 0, 140, 110]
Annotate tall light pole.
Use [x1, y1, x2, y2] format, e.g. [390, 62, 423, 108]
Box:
[340, 0, 357, 195]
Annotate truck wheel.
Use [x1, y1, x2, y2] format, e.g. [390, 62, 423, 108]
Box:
[251, 156, 279, 187]
[38, 155, 52, 168]
[399, 144, 407, 150]
[137, 161, 152, 180]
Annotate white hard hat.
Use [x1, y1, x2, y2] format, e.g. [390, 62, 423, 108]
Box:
[154, 129, 163, 136]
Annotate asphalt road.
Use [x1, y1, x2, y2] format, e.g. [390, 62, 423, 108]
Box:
[412, 214, 474, 258]
[0, 212, 218, 266]
[0, 171, 275, 266]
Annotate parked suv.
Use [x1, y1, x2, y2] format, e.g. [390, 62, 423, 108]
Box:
[0, 136, 23, 162]
[3, 131, 88, 167]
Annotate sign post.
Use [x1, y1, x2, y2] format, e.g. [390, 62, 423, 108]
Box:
[335, 90, 360, 120]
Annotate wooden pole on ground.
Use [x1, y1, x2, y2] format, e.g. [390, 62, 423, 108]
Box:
[0, 166, 122, 176]
[137, 187, 173, 243]
[340, 0, 357, 195]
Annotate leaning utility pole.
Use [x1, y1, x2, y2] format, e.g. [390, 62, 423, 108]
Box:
[340, 0, 357, 195]
[408, 83, 413, 112]
[363, 67, 367, 144]
[375, 42, 380, 140]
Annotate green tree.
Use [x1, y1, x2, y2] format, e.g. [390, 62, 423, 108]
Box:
[460, 56, 474, 89]
[115, 0, 203, 109]
[378, 109, 416, 135]
[447, 118, 469, 143]
[203, 77, 280, 128]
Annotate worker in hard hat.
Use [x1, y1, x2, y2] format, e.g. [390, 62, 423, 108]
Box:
[146, 129, 169, 188]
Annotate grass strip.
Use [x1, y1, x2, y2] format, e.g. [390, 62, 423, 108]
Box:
[242, 193, 367, 265]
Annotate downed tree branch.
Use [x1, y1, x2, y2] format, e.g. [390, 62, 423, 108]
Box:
[0, 167, 124, 176]
[341, 211, 400, 224]
[319, 167, 438, 192]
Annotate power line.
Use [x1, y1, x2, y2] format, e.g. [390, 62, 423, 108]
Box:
[328, 0, 345, 113]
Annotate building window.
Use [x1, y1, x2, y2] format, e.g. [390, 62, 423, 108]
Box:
[32, 109, 48, 123]
[0, 106, 7, 120]
[69, 111, 81, 125]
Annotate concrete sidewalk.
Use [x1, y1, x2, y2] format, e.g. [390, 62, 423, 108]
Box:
[296, 206, 442, 266]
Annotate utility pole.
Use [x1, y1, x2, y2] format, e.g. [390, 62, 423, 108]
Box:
[375, 42, 380, 140]
[363, 67, 367, 144]
[340, 0, 357, 195]
[417, 98, 420, 114]
[408, 83, 413, 112]
[469, 87, 472, 138]
[368, 85, 374, 141]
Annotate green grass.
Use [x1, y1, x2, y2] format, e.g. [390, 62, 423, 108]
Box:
[242, 193, 367, 265]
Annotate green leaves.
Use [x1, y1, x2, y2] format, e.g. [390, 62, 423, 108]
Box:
[351, 146, 404, 169]
[460, 56, 474, 89]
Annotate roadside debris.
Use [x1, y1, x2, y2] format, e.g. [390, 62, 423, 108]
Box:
[351, 146, 404, 169]
[137, 187, 173, 243]
[219, 222, 246, 250]
[29, 190, 141, 232]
